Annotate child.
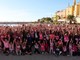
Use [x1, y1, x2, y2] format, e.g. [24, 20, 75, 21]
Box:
[26, 45, 32, 55]
[40, 42, 45, 54]
[45, 41, 49, 53]
[55, 43, 61, 56]
[16, 43, 21, 55]
[34, 42, 40, 54]
[72, 44, 78, 56]
[9, 42, 14, 55]
[50, 40, 54, 54]
[21, 42, 26, 55]
[62, 45, 67, 56]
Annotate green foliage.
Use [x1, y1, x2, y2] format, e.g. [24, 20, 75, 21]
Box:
[67, 15, 76, 24]
[38, 17, 53, 23]
[53, 15, 60, 21]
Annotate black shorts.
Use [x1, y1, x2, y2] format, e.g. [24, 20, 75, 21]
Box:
[21, 48, 26, 53]
[3, 48, 9, 53]
[5, 48, 9, 51]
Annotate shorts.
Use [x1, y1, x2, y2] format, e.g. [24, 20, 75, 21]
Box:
[5, 48, 9, 51]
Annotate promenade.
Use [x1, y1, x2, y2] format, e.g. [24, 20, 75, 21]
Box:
[0, 54, 80, 60]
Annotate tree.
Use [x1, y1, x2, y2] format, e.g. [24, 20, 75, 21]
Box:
[52, 15, 60, 24]
[67, 15, 76, 24]
[39, 17, 53, 23]
[38, 19, 40, 22]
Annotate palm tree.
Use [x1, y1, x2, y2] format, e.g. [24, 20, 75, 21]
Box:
[67, 15, 76, 24]
[53, 15, 60, 24]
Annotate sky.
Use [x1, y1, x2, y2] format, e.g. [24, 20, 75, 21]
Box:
[0, 0, 80, 22]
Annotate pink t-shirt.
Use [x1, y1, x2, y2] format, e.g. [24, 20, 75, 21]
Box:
[39, 34, 43, 40]
[64, 35, 69, 42]
[50, 34, 54, 40]
[3, 41, 9, 48]
[45, 43, 48, 48]
[58, 41, 62, 45]
[41, 44, 45, 51]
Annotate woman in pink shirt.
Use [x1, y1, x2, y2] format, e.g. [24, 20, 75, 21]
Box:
[39, 32, 43, 42]
[1, 38, 9, 55]
[50, 33, 55, 40]
[64, 34, 69, 43]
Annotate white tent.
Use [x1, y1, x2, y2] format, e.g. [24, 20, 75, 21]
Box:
[58, 19, 66, 22]
[76, 17, 80, 23]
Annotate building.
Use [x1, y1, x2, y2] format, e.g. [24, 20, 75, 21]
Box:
[54, 0, 80, 23]
[65, 6, 74, 18]
[56, 10, 66, 19]
[74, 2, 80, 17]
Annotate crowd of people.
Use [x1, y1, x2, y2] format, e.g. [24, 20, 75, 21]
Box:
[0, 24, 80, 56]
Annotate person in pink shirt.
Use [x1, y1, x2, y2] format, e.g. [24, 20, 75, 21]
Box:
[9, 42, 14, 55]
[62, 45, 67, 56]
[64, 34, 69, 43]
[49, 39, 54, 54]
[1, 38, 9, 55]
[72, 44, 78, 56]
[15, 42, 21, 55]
[40, 42, 45, 54]
[45, 41, 49, 53]
[50, 33, 55, 40]
[39, 32, 43, 42]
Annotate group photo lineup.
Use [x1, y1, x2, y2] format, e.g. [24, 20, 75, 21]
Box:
[0, 0, 80, 60]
